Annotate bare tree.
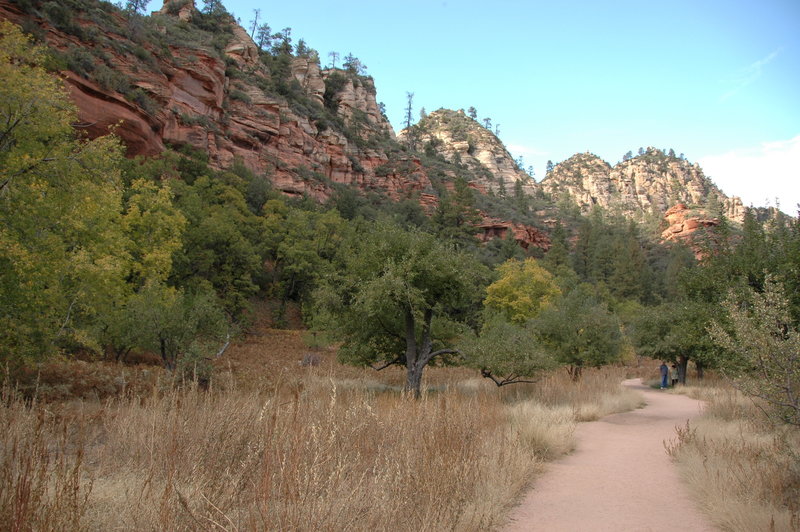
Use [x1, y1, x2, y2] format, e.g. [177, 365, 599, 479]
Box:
[249, 8, 260, 38]
[328, 51, 339, 69]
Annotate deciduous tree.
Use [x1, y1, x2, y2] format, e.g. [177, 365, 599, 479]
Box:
[312, 222, 488, 396]
[710, 281, 800, 425]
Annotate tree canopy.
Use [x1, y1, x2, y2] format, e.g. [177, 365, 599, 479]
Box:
[312, 222, 488, 396]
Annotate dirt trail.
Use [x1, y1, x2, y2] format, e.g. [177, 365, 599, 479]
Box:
[503, 378, 717, 531]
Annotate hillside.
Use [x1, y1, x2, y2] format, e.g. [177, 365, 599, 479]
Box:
[0, 0, 758, 239]
[540, 148, 745, 223]
[0, 0, 431, 202]
[398, 108, 537, 197]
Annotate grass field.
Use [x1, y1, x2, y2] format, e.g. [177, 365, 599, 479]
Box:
[1, 311, 649, 531]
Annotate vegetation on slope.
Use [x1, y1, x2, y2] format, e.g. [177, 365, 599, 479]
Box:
[1, 2, 799, 527]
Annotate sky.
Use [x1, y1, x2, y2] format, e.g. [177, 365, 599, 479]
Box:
[158, 0, 799, 211]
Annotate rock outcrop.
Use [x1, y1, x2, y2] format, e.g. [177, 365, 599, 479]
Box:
[541, 148, 745, 223]
[477, 217, 551, 250]
[661, 203, 720, 258]
[322, 70, 395, 139]
[398, 109, 536, 197]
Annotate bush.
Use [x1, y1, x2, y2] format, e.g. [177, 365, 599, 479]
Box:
[229, 89, 251, 104]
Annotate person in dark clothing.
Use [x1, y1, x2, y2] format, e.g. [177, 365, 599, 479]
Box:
[659, 362, 669, 389]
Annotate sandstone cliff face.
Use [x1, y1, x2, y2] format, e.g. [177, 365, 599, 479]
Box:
[398, 109, 536, 197]
[661, 203, 720, 258]
[0, 0, 415, 201]
[321, 70, 395, 140]
[477, 217, 551, 251]
[541, 148, 745, 223]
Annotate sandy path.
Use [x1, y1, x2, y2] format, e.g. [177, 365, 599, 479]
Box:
[503, 378, 716, 532]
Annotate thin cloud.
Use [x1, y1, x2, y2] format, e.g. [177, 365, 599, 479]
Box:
[698, 135, 800, 213]
[507, 144, 548, 158]
[720, 48, 781, 102]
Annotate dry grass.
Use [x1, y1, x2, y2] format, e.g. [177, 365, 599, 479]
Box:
[667, 384, 800, 531]
[1, 379, 543, 531]
[497, 366, 646, 421]
[0, 321, 648, 531]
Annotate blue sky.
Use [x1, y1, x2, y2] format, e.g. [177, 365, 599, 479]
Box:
[158, 1, 799, 211]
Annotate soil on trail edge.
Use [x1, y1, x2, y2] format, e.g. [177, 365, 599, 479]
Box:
[503, 378, 717, 532]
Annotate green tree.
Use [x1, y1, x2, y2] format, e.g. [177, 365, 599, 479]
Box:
[124, 0, 149, 15]
[631, 300, 718, 382]
[127, 281, 228, 371]
[94, 179, 187, 361]
[533, 285, 623, 380]
[169, 175, 265, 318]
[433, 176, 481, 247]
[312, 222, 488, 396]
[710, 281, 800, 426]
[460, 315, 556, 386]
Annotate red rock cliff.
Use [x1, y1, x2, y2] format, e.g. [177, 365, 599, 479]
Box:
[0, 0, 427, 201]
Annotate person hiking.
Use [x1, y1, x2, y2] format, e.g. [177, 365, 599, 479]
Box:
[671, 364, 679, 387]
[659, 361, 669, 389]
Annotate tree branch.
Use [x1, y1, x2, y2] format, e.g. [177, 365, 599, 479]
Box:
[421, 347, 460, 367]
[371, 356, 402, 371]
[480, 368, 540, 387]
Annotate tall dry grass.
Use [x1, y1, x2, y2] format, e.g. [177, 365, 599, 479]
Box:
[495, 366, 646, 421]
[667, 385, 800, 531]
[0, 361, 644, 531]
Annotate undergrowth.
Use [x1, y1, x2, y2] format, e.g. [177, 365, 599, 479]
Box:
[667, 384, 800, 531]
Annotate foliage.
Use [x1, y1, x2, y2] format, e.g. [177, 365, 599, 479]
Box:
[126, 281, 227, 372]
[460, 315, 556, 386]
[531, 284, 623, 379]
[484, 258, 561, 324]
[0, 22, 128, 361]
[631, 300, 719, 382]
[710, 281, 800, 426]
[312, 222, 489, 395]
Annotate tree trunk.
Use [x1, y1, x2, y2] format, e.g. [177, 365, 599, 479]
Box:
[406, 364, 423, 398]
[696, 361, 705, 380]
[677, 355, 688, 385]
[160, 337, 175, 371]
[567, 365, 582, 381]
[404, 307, 422, 398]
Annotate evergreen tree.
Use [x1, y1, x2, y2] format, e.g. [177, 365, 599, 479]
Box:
[404, 91, 414, 130]
[255, 23, 272, 50]
[125, 0, 149, 15]
[467, 106, 477, 120]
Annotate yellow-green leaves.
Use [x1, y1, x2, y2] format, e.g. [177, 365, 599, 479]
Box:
[123, 179, 186, 285]
[484, 258, 561, 324]
[0, 22, 128, 361]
